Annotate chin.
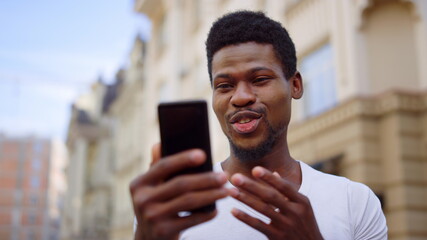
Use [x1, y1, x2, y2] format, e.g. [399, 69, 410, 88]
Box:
[229, 122, 287, 162]
[229, 135, 275, 162]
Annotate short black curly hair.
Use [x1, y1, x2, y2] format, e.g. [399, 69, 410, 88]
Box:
[206, 10, 296, 82]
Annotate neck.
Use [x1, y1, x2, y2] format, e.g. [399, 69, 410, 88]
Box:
[222, 136, 301, 186]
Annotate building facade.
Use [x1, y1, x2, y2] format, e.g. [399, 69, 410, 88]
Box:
[61, 36, 146, 240]
[134, 0, 427, 239]
[108, 36, 146, 240]
[0, 134, 66, 240]
[61, 79, 118, 240]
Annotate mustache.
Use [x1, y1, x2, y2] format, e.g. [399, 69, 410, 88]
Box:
[226, 107, 266, 121]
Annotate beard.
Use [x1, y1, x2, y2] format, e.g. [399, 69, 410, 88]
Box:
[228, 117, 286, 163]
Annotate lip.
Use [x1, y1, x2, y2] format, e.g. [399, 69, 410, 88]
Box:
[229, 110, 262, 124]
[229, 110, 262, 134]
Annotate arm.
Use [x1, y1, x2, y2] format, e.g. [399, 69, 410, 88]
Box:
[130, 144, 228, 240]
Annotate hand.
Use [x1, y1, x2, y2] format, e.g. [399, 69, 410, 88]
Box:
[229, 166, 323, 240]
[129, 144, 228, 240]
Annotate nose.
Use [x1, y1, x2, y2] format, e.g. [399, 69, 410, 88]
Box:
[230, 82, 256, 108]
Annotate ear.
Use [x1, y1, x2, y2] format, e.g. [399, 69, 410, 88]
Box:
[290, 71, 303, 99]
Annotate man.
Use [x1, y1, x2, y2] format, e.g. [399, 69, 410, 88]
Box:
[130, 11, 387, 240]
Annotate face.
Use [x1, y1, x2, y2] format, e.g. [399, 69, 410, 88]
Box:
[211, 42, 302, 160]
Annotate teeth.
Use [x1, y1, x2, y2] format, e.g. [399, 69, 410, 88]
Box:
[239, 118, 251, 124]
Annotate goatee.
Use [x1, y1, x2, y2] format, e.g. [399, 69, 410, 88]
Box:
[229, 120, 285, 162]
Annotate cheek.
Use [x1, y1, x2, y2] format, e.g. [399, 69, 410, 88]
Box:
[266, 90, 290, 122]
[212, 95, 227, 127]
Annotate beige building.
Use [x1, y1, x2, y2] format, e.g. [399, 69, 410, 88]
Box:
[108, 36, 146, 240]
[134, 0, 427, 240]
[61, 79, 118, 240]
[62, 36, 147, 240]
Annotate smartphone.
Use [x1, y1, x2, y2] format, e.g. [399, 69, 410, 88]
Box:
[158, 100, 215, 212]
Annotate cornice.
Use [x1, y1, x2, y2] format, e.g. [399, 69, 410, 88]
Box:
[289, 90, 427, 143]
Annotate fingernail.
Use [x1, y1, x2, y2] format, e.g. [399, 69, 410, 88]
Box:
[231, 208, 241, 216]
[220, 187, 229, 195]
[216, 173, 227, 184]
[190, 150, 204, 163]
[253, 166, 265, 177]
[231, 174, 244, 186]
[228, 187, 239, 197]
[273, 171, 281, 177]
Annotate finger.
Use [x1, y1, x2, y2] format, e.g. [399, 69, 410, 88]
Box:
[151, 143, 161, 166]
[231, 208, 281, 238]
[130, 149, 206, 188]
[160, 187, 228, 215]
[231, 173, 298, 216]
[231, 173, 287, 204]
[252, 166, 302, 203]
[135, 172, 227, 204]
[228, 187, 284, 223]
[154, 210, 217, 238]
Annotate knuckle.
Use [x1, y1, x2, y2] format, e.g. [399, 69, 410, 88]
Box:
[156, 159, 170, 170]
[143, 205, 161, 222]
[134, 193, 149, 209]
[170, 177, 191, 193]
[283, 217, 296, 229]
[253, 219, 265, 230]
[181, 193, 195, 204]
[153, 223, 169, 238]
[264, 190, 280, 201]
[261, 204, 273, 214]
[129, 176, 142, 193]
[299, 196, 312, 210]
[300, 194, 309, 203]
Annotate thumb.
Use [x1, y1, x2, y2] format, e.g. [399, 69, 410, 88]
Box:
[150, 143, 161, 167]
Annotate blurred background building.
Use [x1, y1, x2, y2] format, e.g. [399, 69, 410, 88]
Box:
[60, 36, 146, 240]
[61, 0, 427, 240]
[0, 135, 66, 240]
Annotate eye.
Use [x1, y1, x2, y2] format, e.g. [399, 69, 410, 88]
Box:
[215, 83, 233, 90]
[253, 77, 271, 85]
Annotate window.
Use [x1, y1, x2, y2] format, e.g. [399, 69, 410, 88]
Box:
[33, 141, 43, 154]
[32, 158, 41, 171]
[28, 212, 37, 224]
[30, 176, 40, 188]
[30, 194, 38, 205]
[300, 44, 337, 117]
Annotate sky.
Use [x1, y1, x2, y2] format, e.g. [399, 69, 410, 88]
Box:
[0, 1, 150, 140]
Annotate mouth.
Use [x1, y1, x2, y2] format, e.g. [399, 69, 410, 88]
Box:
[229, 110, 262, 134]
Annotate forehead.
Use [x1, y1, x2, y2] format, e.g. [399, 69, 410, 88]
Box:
[211, 42, 281, 75]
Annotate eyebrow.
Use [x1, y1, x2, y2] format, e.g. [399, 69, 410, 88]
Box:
[249, 67, 273, 74]
[213, 73, 232, 80]
[213, 66, 274, 83]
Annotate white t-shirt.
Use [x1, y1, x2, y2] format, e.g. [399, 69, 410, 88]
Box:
[180, 161, 388, 240]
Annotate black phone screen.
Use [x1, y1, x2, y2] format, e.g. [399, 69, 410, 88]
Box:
[158, 100, 215, 212]
[158, 100, 212, 172]
[158, 100, 212, 166]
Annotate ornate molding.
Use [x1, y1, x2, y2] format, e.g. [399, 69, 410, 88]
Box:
[289, 90, 427, 143]
[356, 0, 420, 30]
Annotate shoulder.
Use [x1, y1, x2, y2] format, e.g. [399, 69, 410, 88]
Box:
[347, 181, 388, 239]
[300, 161, 377, 197]
[299, 161, 352, 194]
[299, 161, 387, 239]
